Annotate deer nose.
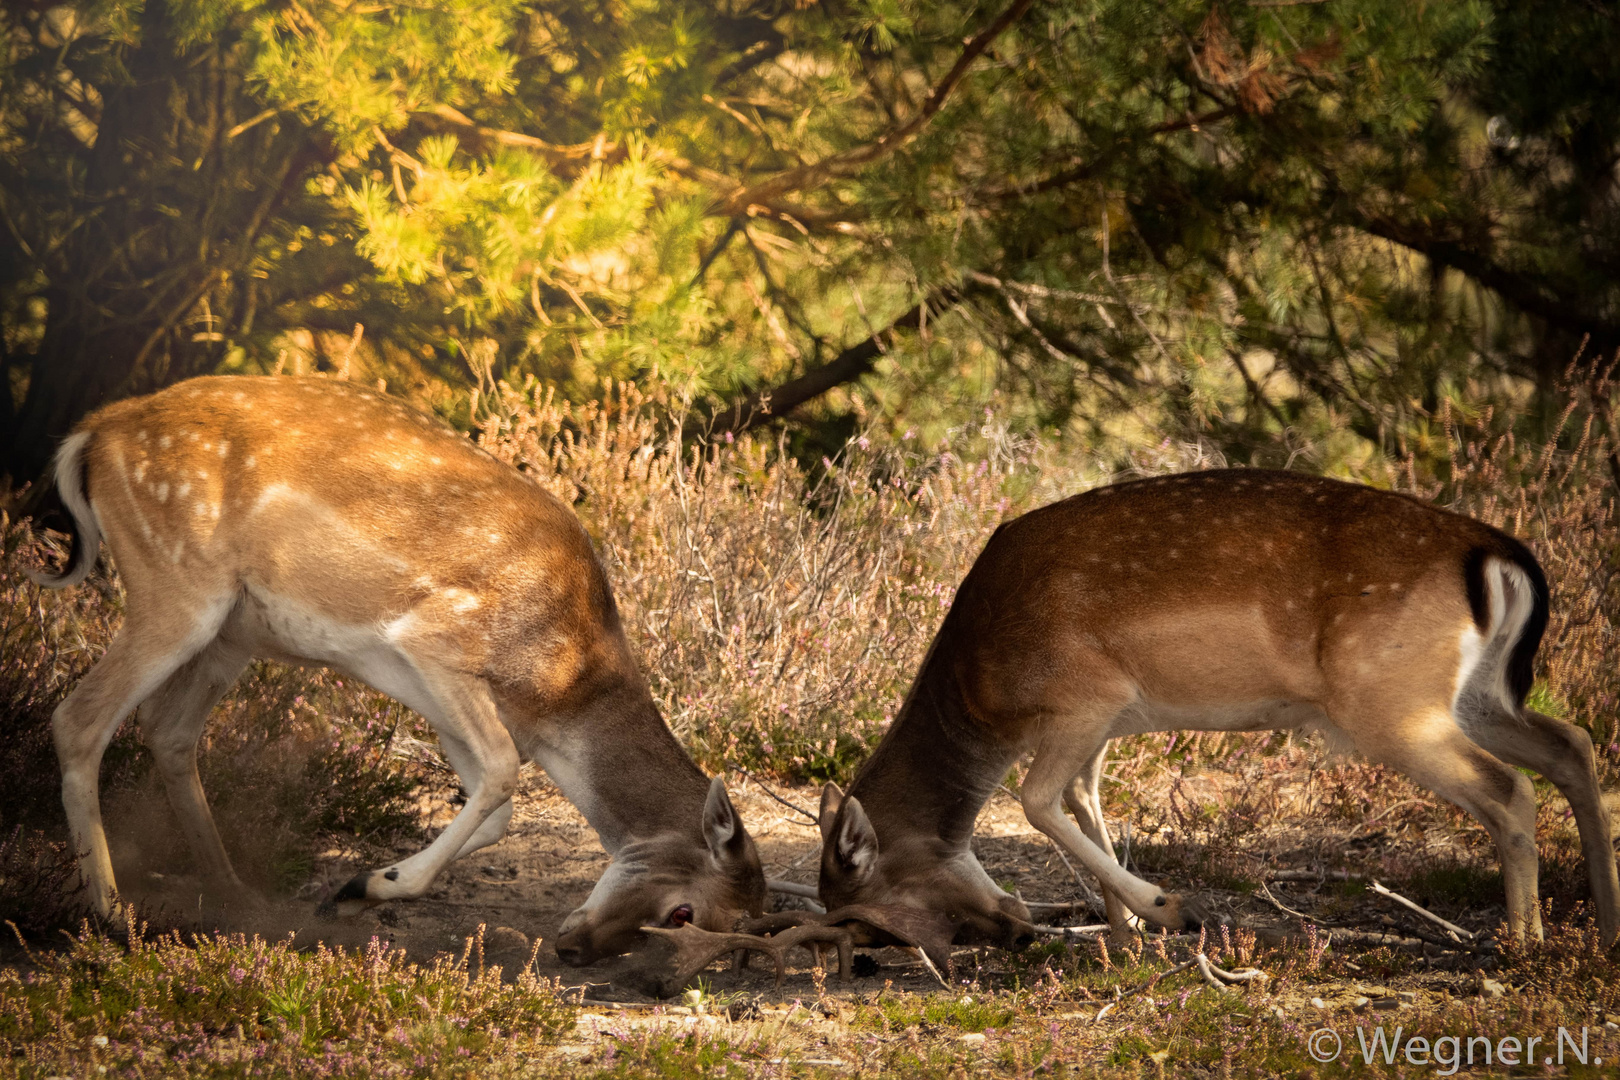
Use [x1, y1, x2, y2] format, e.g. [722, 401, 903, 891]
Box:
[555, 909, 594, 966]
[554, 938, 590, 967]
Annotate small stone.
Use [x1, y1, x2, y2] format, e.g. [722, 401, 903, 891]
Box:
[1311, 998, 1327, 1009]
[1353, 996, 1371, 1012]
[1370, 997, 1400, 1011]
[1481, 979, 1507, 998]
[960, 1033, 986, 1045]
[1397, 991, 1416, 1004]
[487, 926, 529, 954]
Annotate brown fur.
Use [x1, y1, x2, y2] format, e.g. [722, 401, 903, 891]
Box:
[39, 376, 765, 964]
[820, 470, 1620, 946]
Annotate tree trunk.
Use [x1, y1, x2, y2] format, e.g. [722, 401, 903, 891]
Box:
[6, 0, 316, 489]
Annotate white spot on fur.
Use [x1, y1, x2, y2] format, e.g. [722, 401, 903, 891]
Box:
[155, 482, 169, 502]
[218, 440, 229, 457]
[244, 455, 256, 469]
[176, 482, 191, 498]
[159, 435, 172, 449]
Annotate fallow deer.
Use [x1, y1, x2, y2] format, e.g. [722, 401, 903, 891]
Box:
[818, 469, 1620, 946]
[31, 375, 766, 964]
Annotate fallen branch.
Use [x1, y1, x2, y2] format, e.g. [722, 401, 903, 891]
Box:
[767, 879, 821, 899]
[1370, 879, 1475, 942]
[1095, 957, 1200, 1022]
[739, 769, 820, 825]
[1257, 880, 1315, 923]
[1032, 923, 1111, 938]
[1269, 868, 1360, 882]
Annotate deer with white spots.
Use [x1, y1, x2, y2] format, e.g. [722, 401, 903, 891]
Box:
[818, 470, 1620, 947]
[32, 376, 765, 965]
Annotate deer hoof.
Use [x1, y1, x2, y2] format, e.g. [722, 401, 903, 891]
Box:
[1150, 893, 1210, 933]
[315, 871, 377, 917]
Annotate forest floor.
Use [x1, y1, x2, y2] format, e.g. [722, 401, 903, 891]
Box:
[42, 752, 1620, 1077]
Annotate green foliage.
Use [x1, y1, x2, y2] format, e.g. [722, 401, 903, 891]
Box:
[855, 992, 1018, 1034]
[9, 0, 1620, 484]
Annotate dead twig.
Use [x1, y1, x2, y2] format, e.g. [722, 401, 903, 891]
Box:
[1370, 879, 1475, 942]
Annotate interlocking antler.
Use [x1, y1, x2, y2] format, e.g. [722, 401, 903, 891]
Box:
[625, 922, 856, 998]
[619, 903, 964, 998]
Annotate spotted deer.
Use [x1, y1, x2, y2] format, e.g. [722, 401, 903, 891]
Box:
[32, 375, 765, 964]
[818, 470, 1620, 946]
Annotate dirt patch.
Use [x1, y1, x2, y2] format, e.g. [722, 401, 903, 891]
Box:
[101, 741, 1601, 1004]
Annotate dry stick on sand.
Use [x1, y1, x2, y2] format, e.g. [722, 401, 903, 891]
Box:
[1257, 880, 1315, 923]
[1370, 879, 1476, 942]
[1269, 868, 1360, 882]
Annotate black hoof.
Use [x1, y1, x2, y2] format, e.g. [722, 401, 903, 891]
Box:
[314, 872, 374, 917]
[1179, 901, 1224, 933]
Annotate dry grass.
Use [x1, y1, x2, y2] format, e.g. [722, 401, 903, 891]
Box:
[2, 367, 1619, 1075]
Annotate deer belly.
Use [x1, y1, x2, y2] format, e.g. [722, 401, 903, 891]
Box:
[1110, 697, 1330, 736]
[225, 586, 437, 714]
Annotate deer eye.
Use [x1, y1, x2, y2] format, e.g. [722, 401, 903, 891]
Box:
[666, 904, 693, 928]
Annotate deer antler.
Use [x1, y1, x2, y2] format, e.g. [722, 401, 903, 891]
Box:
[622, 922, 857, 998]
[619, 903, 966, 998]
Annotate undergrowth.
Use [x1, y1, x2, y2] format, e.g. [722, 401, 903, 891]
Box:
[0, 922, 571, 1078]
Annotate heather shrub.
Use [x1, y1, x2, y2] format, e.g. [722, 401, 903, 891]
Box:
[0, 923, 571, 1077]
[473, 378, 1094, 781]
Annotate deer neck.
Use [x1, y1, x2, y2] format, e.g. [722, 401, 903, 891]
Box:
[845, 626, 1019, 852]
[523, 685, 711, 854]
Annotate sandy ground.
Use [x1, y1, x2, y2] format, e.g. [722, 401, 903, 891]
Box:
[106, 764, 1111, 998]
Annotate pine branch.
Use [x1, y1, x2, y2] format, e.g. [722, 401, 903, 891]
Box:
[713, 0, 1035, 215]
[1351, 211, 1620, 347]
[704, 291, 956, 436]
[412, 105, 620, 173]
[980, 105, 1239, 200]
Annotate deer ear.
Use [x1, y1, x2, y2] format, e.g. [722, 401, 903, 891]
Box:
[832, 795, 878, 882]
[703, 777, 747, 861]
[818, 782, 845, 846]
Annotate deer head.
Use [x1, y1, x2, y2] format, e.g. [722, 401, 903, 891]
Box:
[555, 777, 765, 964]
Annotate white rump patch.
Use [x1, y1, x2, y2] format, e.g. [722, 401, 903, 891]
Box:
[1453, 556, 1537, 723]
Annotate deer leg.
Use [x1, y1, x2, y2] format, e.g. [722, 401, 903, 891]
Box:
[1470, 709, 1619, 944]
[135, 639, 252, 897]
[323, 661, 518, 912]
[53, 606, 232, 918]
[1022, 717, 1202, 931]
[433, 732, 515, 862]
[1063, 746, 1133, 936]
[1352, 704, 1542, 941]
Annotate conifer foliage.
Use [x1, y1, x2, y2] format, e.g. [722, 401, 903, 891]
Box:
[3, 1, 1618, 481]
